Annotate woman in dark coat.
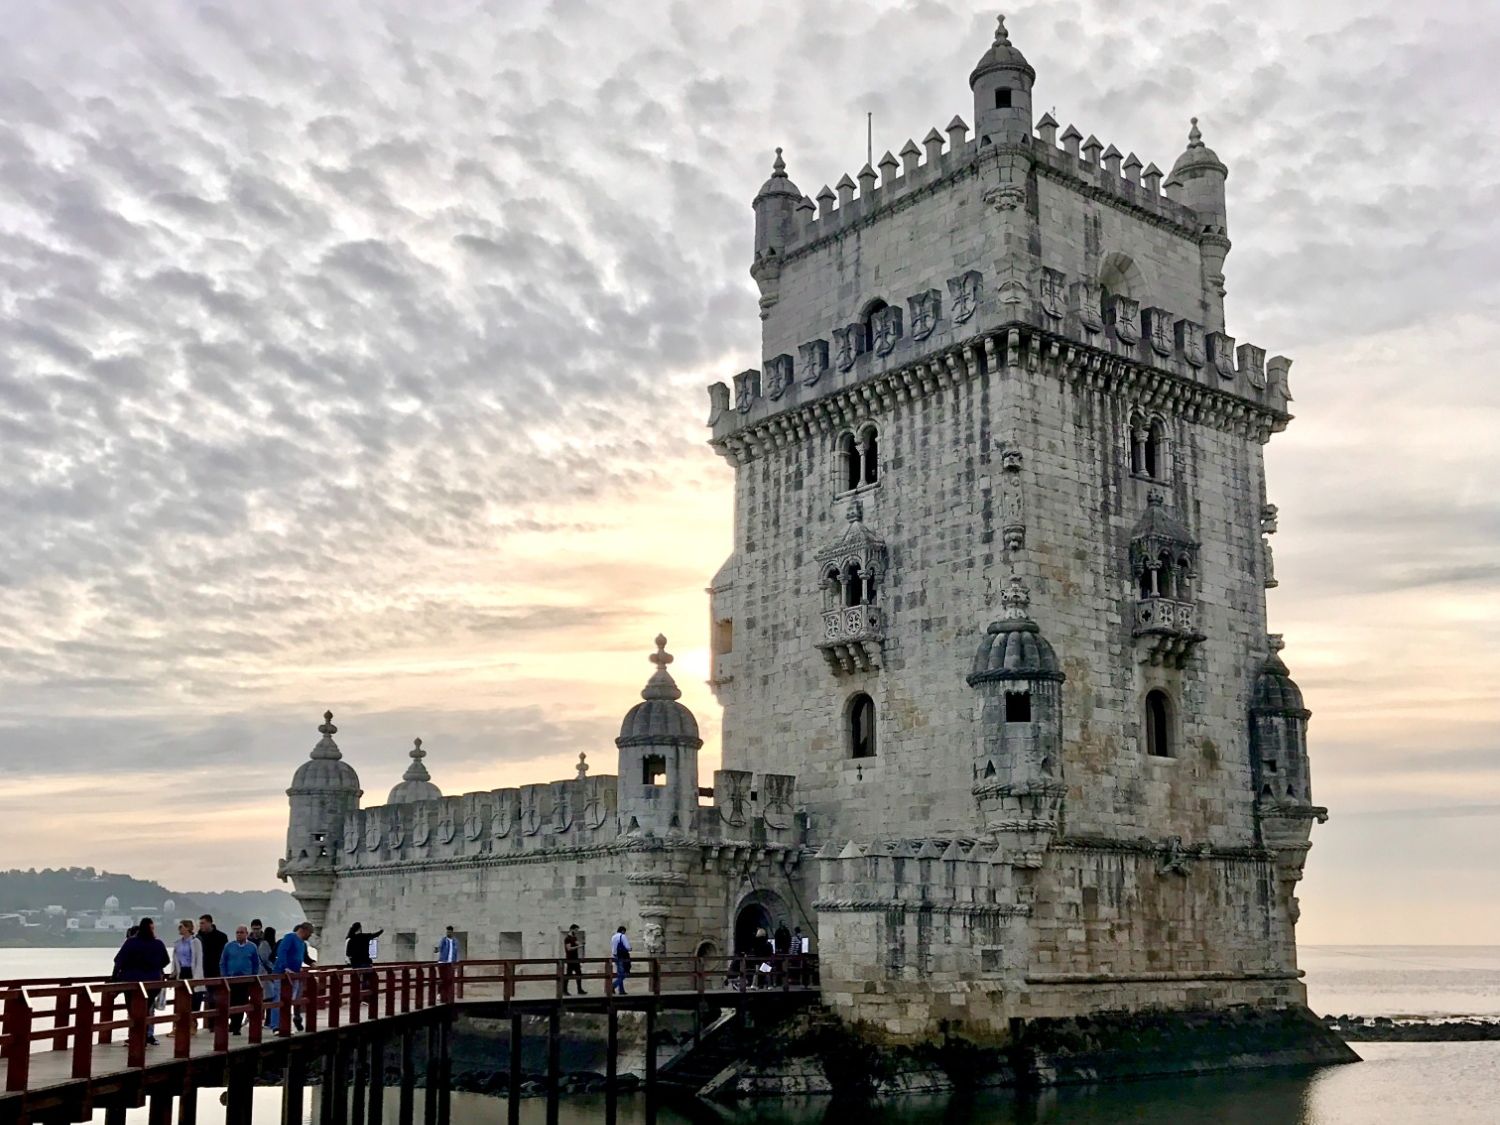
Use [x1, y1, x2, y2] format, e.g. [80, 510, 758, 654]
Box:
[113, 918, 170, 1045]
[345, 922, 384, 968]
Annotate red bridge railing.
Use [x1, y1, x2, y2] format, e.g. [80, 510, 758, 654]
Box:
[0, 954, 818, 1094]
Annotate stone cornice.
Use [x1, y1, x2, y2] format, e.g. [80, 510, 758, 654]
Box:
[334, 838, 812, 878]
[711, 324, 1290, 466]
[813, 899, 1031, 918]
[1055, 835, 1273, 862]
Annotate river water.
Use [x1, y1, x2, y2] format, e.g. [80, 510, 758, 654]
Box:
[7, 946, 1499, 1124]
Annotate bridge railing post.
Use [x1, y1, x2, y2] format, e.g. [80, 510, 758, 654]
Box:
[173, 981, 193, 1059]
[649, 959, 661, 997]
[71, 987, 94, 1080]
[695, 956, 704, 996]
[248, 978, 264, 1045]
[401, 966, 411, 1014]
[304, 972, 320, 1034]
[99, 985, 116, 1045]
[504, 960, 514, 1003]
[350, 970, 362, 1025]
[4, 988, 33, 1092]
[52, 982, 74, 1051]
[439, 962, 455, 1006]
[554, 958, 563, 1001]
[327, 972, 342, 1029]
[276, 973, 293, 1037]
[125, 987, 147, 1070]
[213, 981, 231, 1052]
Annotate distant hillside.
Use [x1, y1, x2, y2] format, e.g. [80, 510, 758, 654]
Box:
[0, 867, 301, 934]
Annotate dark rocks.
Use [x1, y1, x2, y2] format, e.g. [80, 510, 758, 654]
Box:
[1323, 1015, 1500, 1042]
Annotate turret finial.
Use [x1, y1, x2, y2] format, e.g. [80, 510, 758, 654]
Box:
[641, 635, 683, 702]
[994, 14, 1010, 44]
[576, 751, 589, 780]
[772, 147, 786, 176]
[1187, 116, 1203, 148]
[400, 737, 433, 783]
[320, 710, 336, 736]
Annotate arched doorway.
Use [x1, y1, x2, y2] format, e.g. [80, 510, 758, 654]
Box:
[731, 888, 791, 954]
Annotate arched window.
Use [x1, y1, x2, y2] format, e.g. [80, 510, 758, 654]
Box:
[844, 562, 864, 607]
[860, 299, 888, 354]
[861, 427, 879, 485]
[1158, 551, 1176, 598]
[642, 754, 667, 786]
[1176, 556, 1192, 600]
[839, 432, 860, 492]
[849, 693, 876, 758]
[1144, 418, 1167, 480]
[823, 568, 842, 610]
[1145, 690, 1173, 757]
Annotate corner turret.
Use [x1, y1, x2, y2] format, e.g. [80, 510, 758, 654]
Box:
[615, 636, 702, 836]
[280, 710, 362, 933]
[1168, 117, 1232, 330]
[970, 14, 1034, 147]
[751, 148, 801, 319]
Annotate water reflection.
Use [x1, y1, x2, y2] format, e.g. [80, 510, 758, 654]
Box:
[101, 1043, 1500, 1125]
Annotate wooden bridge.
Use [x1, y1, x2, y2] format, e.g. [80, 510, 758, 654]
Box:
[0, 955, 820, 1125]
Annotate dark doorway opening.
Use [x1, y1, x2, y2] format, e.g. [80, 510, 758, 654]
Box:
[734, 902, 772, 955]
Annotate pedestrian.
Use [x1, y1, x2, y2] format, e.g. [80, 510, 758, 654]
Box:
[113, 918, 170, 1046]
[258, 926, 279, 1026]
[563, 924, 585, 995]
[347, 921, 384, 1009]
[271, 922, 314, 1031]
[436, 926, 461, 964]
[197, 914, 228, 1031]
[610, 925, 631, 995]
[170, 919, 206, 1018]
[248, 919, 264, 947]
[792, 926, 809, 985]
[751, 927, 775, 990]
[219, 925, 261, 1036]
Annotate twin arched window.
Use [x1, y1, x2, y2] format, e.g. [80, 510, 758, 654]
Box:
[824, 562, 873, 608]
[839, 426, 879, 492]
[1138, 552, 1194, 600]
[849, 693, 877, 758]
[1129, 412, 1168, 481]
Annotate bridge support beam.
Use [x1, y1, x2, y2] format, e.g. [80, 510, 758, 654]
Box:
[507, 1013, 522, 1125]
[605, 1007, 618, 1123]
[283, 1052, 305, 1125]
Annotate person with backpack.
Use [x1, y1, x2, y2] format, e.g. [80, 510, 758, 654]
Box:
[610, 925, 631, 995]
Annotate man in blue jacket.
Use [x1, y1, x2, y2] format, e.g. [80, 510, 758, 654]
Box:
[270, 922, 315, 1031]
[219, 925, 261, 1035]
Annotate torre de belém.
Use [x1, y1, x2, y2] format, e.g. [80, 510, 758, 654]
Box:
[282, 15, 1329, 1044]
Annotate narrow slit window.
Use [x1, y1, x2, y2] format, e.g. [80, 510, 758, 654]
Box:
[1145, 690, 1173, 757]
[849, 694, 876, 759]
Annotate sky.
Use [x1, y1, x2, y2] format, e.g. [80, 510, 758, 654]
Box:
[0, 0, 1496, 944]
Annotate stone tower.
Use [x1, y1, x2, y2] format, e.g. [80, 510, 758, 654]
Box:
[279, 711, 362, 932]
[706, 14, 1325, 1034]
[615, 636, 702, 837]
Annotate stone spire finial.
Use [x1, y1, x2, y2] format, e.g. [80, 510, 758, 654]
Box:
[311, 710, 342, 759]
[845, 497, 864, 523]
[642, 635, 682, 702]
[771, 147, 786, 177]
[994, 13, 1010, 44]
[576, 751, 589, 780]
[1147, 488, 1166, 507]
[1001, 574, 1032, 620]
[401, 737, 432, 782]
[1187, 116, 1203, 148]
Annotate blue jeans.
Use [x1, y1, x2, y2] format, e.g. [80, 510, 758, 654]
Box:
[613, 959, 629, 994]
[268, 979, 301, 1029]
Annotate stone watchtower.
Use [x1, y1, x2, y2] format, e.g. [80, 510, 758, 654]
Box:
[706, 14, 1326, 1036]
[615, 636, 702, 836]
[279, 711, 362, 933]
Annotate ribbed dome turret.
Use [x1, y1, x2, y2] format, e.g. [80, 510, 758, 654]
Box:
[289, 711, 362, 794]
[387, 738, 443, 805]
[969, 14, 1035, 86]
[967, 577, 1065, 684]
[1169, 117, 1227, 181]
[616, 636, 703, 748]
[753, 147, 801, 204]
[1253, 638, 1309, 717]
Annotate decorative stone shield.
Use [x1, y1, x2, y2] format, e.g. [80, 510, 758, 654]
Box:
[764, 354, 794, 400]
[1175, 319, 1206, 368]
[1070, 280, 1103, 332]
[799, 339, 829, 386]
[872, 305, 903, 356]
[1208, 332, 1237, 379]
[437, 806, 457, 845]
[1109, 295, 1141, 344]
[1038, 268, 1066, 321]
[411, 806, 431, 847]
[387, 810, 406, 849]
[733, 369, 760, 413]
[364, 812, 383, 852]
[947, 270, 982, 324]
[491, 793, 515, 841]
[343, 815, 360, 856]
[834, 324, 860, 371]
[904, 289, 938, 341]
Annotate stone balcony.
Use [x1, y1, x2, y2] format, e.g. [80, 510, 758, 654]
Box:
[1132, 596, 1205, 667]
[817, 604, 884, 674]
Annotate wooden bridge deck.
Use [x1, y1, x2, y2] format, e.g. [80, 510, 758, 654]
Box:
[1, 956, 820, 1122]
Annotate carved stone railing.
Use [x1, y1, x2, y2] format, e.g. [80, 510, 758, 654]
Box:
[817, 604, 884, 674]
[1131, 597, 1204, 667]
